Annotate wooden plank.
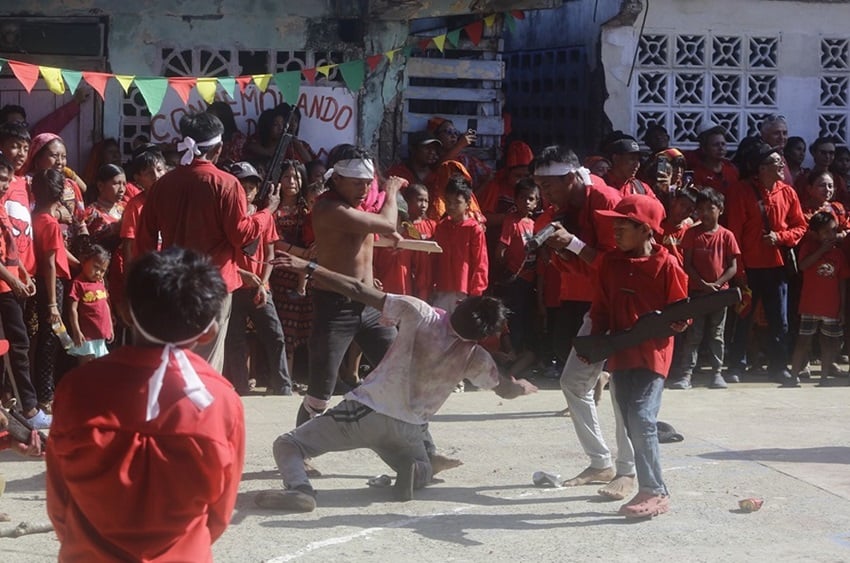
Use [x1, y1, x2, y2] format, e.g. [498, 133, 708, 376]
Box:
[405, 58, 503, 81]
[403, 85, 503, 103]
[403, 113, 504, 136]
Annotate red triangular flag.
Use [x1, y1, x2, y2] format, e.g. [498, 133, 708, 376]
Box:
[236, 76, 252, 93]
[82, 71, 112, 100]
[8, 60, 40, 93]
[168, 77, 197, 104]
[511, 10, 526, 20]
[418, 38, 432, 51]
[464, 21, 484, 46]
[301, 68, 317, 85]
[366, 54, 384, 72]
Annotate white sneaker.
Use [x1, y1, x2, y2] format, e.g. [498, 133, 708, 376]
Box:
[26, 409, 52, 429]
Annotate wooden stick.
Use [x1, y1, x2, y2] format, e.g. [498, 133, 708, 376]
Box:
[374, 238, 443, 253]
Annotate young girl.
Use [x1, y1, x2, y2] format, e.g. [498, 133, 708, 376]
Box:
[85, 164, 127, 253]
[67, 245, 113, 364]
[801, 170, 848, 231]
[32, 168, 79, 411]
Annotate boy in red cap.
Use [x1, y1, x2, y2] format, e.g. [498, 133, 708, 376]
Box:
[591, 195, 689, 518]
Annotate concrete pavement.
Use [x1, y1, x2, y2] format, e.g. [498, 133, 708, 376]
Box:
[2, 376, 850, 562]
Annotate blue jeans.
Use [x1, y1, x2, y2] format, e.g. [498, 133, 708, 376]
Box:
[728, 267, 789, 376]
[611, 369, 667, 495]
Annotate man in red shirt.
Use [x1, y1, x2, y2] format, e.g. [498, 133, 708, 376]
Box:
[531, 146, 635, 501]
[687, 125, 739, 198]
[47, 248, 245, 562]
[726, 143, 806, 385]
[136, 112, 280, 372]
[604, 138, 655, 198]
[386, 130, 440, 186]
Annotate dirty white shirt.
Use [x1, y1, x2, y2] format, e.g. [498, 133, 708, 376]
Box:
[346, 294, 500, 425]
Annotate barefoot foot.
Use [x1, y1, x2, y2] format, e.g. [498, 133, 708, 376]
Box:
[561, 465, 616, 487]
[597, 474, 635, 500]
[430, 453, 464, 476]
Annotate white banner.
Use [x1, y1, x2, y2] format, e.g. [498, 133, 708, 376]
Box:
[147, 84, 357, 161]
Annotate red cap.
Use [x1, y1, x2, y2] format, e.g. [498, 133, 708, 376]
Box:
[597, 194, 666, 234]
[505, 141, 533, 168]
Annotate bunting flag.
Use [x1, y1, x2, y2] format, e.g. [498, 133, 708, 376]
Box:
[301, 68, 317, 85]
[168, 77, 197, 104]
[39, 66, 66, 95]
[366, 54, 384, 72]
[115, 75, 135, 94]
[8, 60, 39, 93]
[338, 60, 365, 92]
[218, 76, 237, 100]
[62, 69, 83, 94]
[134, 77, 169, 115]
[196, 77, 218, 104]
[252, 74, 272, 92]
[0, 12, 512, 114]
[82, 71, 111, 100]
[274, 71, 301, 104]
[236, 76, 253, 93]
[433, 34, 447, 53]
[464, 21, 484, 46]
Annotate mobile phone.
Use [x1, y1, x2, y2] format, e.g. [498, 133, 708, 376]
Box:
[656, 155, 672, 177]
[682, 170, 695, 186]
[466, 118, 478, 134]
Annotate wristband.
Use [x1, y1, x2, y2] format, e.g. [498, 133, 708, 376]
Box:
[566, 236, 587, 255]
[305, 261, 318, 280]
[48, 303, 58, 308]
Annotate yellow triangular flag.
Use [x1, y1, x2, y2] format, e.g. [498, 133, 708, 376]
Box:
[196, 77, 218, 104]
[433, 34, 447, 53]
[385, 49, 398, 63]
[39, 66, 66, 95]
[484, 14, 497, 27]
[115, 75, 135, 94]
[252, 74, 272, 92]
[316, 65, 335, 78]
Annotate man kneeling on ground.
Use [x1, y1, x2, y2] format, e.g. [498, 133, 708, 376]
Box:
[256, 252, 537, 512]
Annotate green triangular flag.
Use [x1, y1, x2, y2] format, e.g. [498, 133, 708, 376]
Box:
[402, 45, 414, 58]
[134, 77, 169, 115]
[504, 12, 517, 33]
[274, 71, 301, 104]
[338, 60, 365, 92]
[446, 29, 461, 47]
[62, 69, 83, 93]
[218, 77, 237, 100]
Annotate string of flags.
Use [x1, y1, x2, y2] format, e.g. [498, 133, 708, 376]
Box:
[0, 11, 525, 116]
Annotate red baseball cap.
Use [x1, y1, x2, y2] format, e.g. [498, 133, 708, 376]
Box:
[597, 195, 666, 234]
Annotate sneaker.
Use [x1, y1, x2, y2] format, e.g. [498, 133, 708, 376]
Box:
[724, 373, 740, 384]
[394, 461, 416, 502]
[618, 491, 670, 519]
[453, 381, 465, 393]
[779, 371, 801, 388]
[708, 373, 728, 389]
[26, 409, 52, 429]
[255, 486, 317, 512]
[667, 376, 692, 390]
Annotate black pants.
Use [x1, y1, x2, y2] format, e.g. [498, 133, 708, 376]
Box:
[34, 277, 66, 404]
[0, 291, 37, 412]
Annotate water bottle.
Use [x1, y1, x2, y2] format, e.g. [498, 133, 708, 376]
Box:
[51, 321, 74, 350]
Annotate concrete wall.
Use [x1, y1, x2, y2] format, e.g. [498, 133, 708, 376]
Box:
[600, 0, 850, 149]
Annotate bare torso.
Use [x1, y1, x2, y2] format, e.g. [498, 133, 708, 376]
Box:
[313, 198, 374, 284]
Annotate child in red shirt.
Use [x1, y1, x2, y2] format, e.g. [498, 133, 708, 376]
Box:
[431, 177, 489, 312]
[496, 178, 540, 355]
[789, 211, 849, 385]
[799, 170, 848, 230]
[403, 183, 437, 300]
[84, 164, 126, 253]
[592, 195, 689, 518]
[673, 187, 741, 389]
[659, 187, 697, 266]
[67, 245, 113, 363]
[32, 168, 78, 411]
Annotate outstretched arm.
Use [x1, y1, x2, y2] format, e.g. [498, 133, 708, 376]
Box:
[272, 251, 387, 311]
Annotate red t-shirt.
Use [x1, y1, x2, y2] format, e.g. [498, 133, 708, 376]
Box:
[660, 219, 692, 266]
[726, 179, 807, 269]
[2, 175, 35, 275]
[499, 212, 535, 282]
[590, 244, 689, 378]
[797, 239, 850, 318]
[0, 205, 20, 294]
[122, 181, 141, 205]
[46, 346, 245, 563]
[235, 213, 277, 280]
[681, 224, 741, 293]
[432, 216, 489, 296]
[136, 160, 273, 292]
[689, 158, 739, 196]
[32, 212, 70, 279]
[411, 218, 437, 299]
[68, 277, 112, 340]
[374, 246, 413, 295]
[120, 192, 146, 243]
[605, 176, 656, 199]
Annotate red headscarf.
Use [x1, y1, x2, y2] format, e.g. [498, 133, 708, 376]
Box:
[426, 160, 484, 223]
[24, 132, 62, 174]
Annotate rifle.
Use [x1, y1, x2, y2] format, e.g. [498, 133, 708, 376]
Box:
[243, 110, 300, 256]
[1, 406, 48, 452]
[572, 288, 742, 364]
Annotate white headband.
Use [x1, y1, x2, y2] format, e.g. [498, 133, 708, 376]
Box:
[176, 134, 223, 165]
[326, 158, 375, 180]
[535, 163, 592, 186]
[130, 307, 215, 421]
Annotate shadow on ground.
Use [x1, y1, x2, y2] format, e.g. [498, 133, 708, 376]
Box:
[699, 446, 850, 464]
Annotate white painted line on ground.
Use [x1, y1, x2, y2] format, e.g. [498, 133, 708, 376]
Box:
[265, 506, 471, 562]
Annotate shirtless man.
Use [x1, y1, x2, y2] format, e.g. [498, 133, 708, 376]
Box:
[298, 146, 405, 426]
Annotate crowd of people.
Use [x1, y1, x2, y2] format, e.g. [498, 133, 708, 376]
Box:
[0, 98, 848, 554]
